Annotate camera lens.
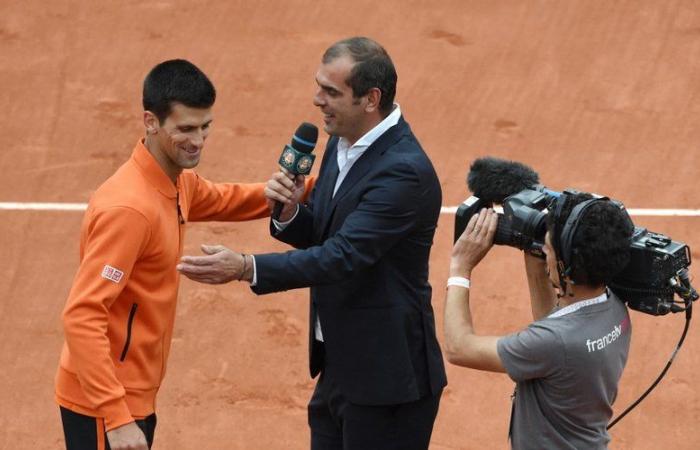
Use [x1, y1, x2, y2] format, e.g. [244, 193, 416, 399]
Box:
[495, 201, 547, 251]
[493, 213, 512, 246]
[523, 210, 548, 243]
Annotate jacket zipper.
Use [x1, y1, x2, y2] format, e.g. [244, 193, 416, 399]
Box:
[119, 303, 138, 362]
[176, 191, 185, 225]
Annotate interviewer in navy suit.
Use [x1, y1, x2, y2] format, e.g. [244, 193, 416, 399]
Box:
[178, 36, 447, 450]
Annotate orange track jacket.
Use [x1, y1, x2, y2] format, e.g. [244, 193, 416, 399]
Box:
[56, 140, 274, 430]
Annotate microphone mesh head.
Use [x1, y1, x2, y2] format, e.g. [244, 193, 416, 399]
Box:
[291, 122, 318, 154]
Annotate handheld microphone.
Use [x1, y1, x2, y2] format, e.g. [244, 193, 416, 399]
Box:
[273, 122, 318, 220]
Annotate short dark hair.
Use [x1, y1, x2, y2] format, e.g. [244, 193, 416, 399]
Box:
[142, 59, 216, 123]
[547, 193, 633, 286]
[322, 37, 397, 116]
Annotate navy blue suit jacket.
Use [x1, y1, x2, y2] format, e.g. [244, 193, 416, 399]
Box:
[253, 117, 447, 406]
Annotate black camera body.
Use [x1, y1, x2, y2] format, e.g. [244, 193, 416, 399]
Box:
[454, 187, 551, 255]
[610, 229, 693, 315]
[454, 188, 696, 315]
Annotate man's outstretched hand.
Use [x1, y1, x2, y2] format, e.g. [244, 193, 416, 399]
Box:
[177, 244, 253, 284]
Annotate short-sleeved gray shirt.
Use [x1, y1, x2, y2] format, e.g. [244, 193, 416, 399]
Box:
[497, 291, 631, 450]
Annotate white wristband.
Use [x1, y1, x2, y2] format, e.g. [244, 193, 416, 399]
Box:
[447, 277, 471, 289]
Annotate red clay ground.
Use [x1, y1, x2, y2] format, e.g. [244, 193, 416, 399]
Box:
[1, 1, 698, 448]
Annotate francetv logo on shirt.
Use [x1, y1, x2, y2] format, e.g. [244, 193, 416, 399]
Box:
[586, 317, 630, 353]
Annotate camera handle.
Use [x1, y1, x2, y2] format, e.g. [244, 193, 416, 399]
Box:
[608, 269, 696, 429]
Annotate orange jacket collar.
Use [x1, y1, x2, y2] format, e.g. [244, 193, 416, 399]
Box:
[132, 139, 179, 199]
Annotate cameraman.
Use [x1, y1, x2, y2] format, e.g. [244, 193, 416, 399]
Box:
[444, 193, 633, 449]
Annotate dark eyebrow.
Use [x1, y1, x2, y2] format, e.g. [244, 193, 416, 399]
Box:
[316, 78, 341, 94]
[178, 119, 213, 130]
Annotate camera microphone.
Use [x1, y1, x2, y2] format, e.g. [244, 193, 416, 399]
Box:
[467, 157, 540, 204]
[456, 157, 558, 250]
[272, 122, 318, 220]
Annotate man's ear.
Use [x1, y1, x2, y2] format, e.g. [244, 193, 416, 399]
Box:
[364, 87, 382, 113]
[143, 111, 160, 135]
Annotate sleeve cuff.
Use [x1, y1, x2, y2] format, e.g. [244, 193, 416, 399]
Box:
[272, 204, 300, 231]
[101, 396, 134, 431]
[250, 255, 257, 286]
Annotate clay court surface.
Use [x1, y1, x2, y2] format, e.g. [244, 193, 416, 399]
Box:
[1, 0, 699, 448]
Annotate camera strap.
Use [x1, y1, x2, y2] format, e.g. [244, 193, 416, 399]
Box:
[507, 387, 517, 442]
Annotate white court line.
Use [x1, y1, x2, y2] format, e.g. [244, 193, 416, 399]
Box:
[0, 202, 88, 211]
[440, 206, 700, 216]
[1, 202, 699, 217]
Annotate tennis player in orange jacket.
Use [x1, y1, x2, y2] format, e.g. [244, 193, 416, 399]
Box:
[55, 59, 312, 450]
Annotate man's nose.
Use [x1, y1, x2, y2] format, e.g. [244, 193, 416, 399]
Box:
[191, 129, 205, 148]
[313, 90, 325, 107]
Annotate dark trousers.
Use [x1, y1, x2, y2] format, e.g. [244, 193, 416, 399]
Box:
[59, 407, 157, 450]
[308, 372, 442, 450]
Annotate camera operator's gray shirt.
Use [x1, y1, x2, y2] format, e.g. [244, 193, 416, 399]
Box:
[497, 291, 631, 450]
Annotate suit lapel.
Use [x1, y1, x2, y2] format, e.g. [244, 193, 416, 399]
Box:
[314, 137, 340, 236]
[319, 117, 409, 235]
